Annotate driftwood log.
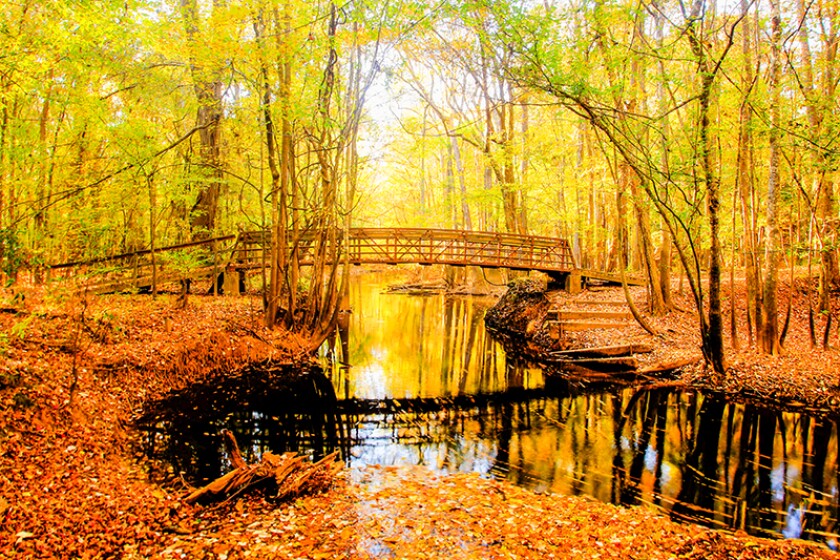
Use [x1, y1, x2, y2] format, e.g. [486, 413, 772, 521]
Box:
[547, 343, 654, 359]
[547, 356, 639, 372]
[185, 430, 342, 505]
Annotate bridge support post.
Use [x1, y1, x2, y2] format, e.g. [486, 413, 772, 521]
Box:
[547, 270, 582, 294]
[565, 270, 582, 294]
[223, 266, 241, 296]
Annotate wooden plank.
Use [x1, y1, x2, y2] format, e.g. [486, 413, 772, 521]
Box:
[546, 310, 633, 321]
[49, 235, 236, 270]
[548, 343, 654, 358]
[547, 356, 639, 372]
[578, 269, 647, 286]
[547, 320, 635, 331]
[84, 265, 218, 294]
[562, 300, 632, 307]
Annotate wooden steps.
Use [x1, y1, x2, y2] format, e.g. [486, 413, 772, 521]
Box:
[545, 356, 639, 372]
[546, 304, 636, 333]
[561, 300, 634, 307]
[544, 300, 644, 375]
[549, 320, 633, 331]
[546, 310, 633, 322]
[578, 269, 647, 287]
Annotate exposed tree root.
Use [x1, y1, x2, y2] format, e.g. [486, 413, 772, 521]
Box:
[185, 432, 342, 505]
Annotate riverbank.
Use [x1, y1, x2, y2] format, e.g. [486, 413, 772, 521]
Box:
[0, 289, 303, 558]
[486, 277, 840, 414]
[0, 287, 836, 558]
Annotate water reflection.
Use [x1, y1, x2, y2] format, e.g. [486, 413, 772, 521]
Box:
[138, 273, 840, 547]
[136, 366, 347, 486]
[322, 275, 544, 399]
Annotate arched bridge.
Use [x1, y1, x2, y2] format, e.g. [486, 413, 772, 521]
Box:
[49, 228, 640, 292]
[233, 228, 576, 274]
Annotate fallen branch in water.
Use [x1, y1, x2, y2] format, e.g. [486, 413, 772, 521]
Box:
[185, 432, 342, 505]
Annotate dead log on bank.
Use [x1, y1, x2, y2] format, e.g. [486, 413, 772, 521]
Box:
[547, 343, 654, 359]
[546, 356, 639, 372]
[185, 431, 342, 505]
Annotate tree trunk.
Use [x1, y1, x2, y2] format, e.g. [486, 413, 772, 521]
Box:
[760, 0, 782, 355]
[254, 10, 285, 327]
[737, 0, 758, 345]
[451, 135, 472, 230]
[687, 1, 725, 373]
[181, 0, 224, 242]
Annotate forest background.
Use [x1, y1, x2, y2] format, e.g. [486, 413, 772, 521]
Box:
[1, 0, 839, 374]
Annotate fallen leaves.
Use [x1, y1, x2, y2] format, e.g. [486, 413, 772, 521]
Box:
[0, 291, 302, 559]
[0, 287, 838, 559]
[157, 465, 837, 559]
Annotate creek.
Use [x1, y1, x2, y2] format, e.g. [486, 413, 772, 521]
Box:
[138, 272, 840, 548]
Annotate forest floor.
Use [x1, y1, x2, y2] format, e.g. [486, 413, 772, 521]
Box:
[0, 276, 838, 559]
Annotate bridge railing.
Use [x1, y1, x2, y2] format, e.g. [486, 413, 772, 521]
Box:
[49, 227, 577, 292]
[235, 228, 576, 272]
[49, 235, 238, 291]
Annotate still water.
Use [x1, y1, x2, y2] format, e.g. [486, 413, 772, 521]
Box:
[139, 272, 840, 547]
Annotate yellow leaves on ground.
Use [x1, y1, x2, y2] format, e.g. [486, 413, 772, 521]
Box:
[159, 465, 836, 560]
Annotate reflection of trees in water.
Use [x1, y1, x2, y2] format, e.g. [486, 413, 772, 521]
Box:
[326, 285, 536, 400]
[140, 365, 840, 544]
[137, 367, 347, 485]
[617, 389, 668, 507]
[371, 384, 840, 544]
[670, 395, 725, 525]
[614, 391, 839, 543]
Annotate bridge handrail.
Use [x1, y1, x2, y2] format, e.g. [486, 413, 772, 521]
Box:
[232, 228, 576, 270]
[48, 227, 579, 290]
[49, 235, 238, 270]
[239, 228, 572, 248]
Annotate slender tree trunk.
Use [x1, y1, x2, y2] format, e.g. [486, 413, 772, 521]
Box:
[254, 11, 284, 327]
[687, 1, 725, 373]
[760, 0, 782, 354]
[628, 175, 665, 314]
[737, 0, 758, 345]
[519, 90, 529, 234]
[0, 84, 8, 233]
[653, 1, 673, 309]
[148, 173, 157, 297]
[33, 78, 54, 282]
[419, 108, 428, 213]
[501, 100, 519, 234]
[445, 145, 456, 228]
[451, 135, 472, 230]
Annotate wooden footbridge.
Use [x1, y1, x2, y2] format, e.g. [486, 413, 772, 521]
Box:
[49, 227, 641, 293]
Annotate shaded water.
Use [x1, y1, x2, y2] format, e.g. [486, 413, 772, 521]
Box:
[139, 272, 840, 547]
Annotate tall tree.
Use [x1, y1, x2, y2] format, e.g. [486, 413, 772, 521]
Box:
[180, 0, 225, 241]
[759, 0, 783, 354]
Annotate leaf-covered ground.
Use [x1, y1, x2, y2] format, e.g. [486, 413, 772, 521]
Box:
[0, 282, 837, 559]
[163, 466, 833, 559]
